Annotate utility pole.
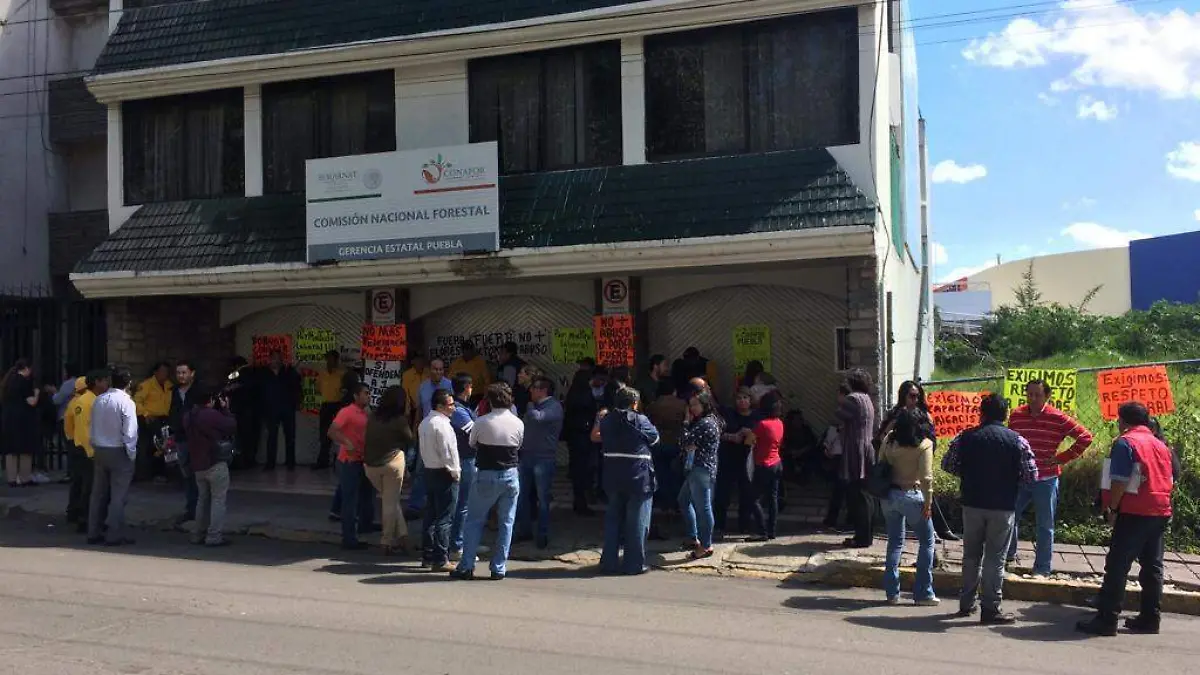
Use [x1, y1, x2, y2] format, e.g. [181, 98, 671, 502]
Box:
[913, 114, 931, 380]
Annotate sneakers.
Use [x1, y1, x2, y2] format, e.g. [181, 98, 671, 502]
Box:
[448, 568, 474, 581]
[981, 611, 1018, 626]
[1076, 616, 1118, 637]
[914, 596, 941, 607]
[31, 472, 51, 485]
[430, 562, 453, 573]
[489, 571, 506, 581]
[886, 596, 901, 606]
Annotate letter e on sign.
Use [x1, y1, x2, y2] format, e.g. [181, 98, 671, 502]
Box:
[371, 289, 396, 325]
[601, 277, 630, 316]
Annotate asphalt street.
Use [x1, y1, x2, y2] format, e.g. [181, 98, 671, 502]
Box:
[0, 521, 1197, 675]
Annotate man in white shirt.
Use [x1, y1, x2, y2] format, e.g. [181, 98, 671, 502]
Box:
[418, 388, 461, 571]
[87, 365, 139, 547]
[451, 383, 525, 581]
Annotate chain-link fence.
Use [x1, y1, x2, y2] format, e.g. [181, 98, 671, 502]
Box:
[922, 359, 1200, 551]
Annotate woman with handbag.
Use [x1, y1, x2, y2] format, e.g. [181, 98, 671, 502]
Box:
[678, 389, 723, 559]
[183, 392, 237, 547]
[879, 408, 938, 606]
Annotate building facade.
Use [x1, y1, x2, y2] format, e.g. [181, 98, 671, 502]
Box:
[70, 0, 930, 464]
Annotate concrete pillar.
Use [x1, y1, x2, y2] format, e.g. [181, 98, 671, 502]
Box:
[244, 84, 263, 197]
[619, 37, 646, 166]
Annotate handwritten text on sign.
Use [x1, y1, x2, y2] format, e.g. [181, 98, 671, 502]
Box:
[594, 315, 634, 367]
[361, 324, 408, 361]
[252, 334, 293, 365]
[1004, 368, 1077, 415]
[926, 391, 990, 439]
[299, 367, 321, 416]
[732, 324, 772, 375]
[1096, 366, 1175, 421]
[429, 330, 548, 364]
[295, 328, 337, 362]
[553, 328, 596, 364]
[363, 359, 403, 409]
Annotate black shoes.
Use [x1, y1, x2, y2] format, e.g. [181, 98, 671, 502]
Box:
[1125, 615, 1161, 634]
[1075, 616, 1118, 636]
[981, 611, 1017, 626]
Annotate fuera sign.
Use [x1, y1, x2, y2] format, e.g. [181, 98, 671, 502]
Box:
[305, 142, 500, 263]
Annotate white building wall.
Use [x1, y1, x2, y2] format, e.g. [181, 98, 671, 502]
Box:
[963, 248, 1131, 316]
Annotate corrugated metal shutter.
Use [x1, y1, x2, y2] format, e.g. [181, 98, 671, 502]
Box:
[648, 284, 846, 420]
[234, 302, 365, 465]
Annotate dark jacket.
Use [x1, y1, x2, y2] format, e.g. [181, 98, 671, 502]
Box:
[954, 422, 1030, 512]
[599, 410, 660, 497]
[184, 406, 236, 472]
[259, 365, 302, 414]
[169, 383, 209, 443]
[564, 374, 599, 440]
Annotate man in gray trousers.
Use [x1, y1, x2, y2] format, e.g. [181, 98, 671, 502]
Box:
[941, 394, 1039, 625]
[87, 365, 139, 547]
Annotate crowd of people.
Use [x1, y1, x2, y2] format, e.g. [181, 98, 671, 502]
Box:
[0, 349, 1182, 635]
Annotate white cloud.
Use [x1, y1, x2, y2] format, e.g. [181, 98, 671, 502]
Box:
[1194, 208, 1200, 222]
[1061, 222, 1150, 249]
[1077, 95, 1118, 120]
[1037, 92, 1060, 106]
[963, 1, 1200, 100]
[932, 242, 949, 266]
[1167, 141, 1200, 181]
[932, 160, 988, 184]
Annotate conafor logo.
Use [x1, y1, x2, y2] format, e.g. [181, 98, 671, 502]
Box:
[421, 154, 451, 184]
[421, 154, 488, 185]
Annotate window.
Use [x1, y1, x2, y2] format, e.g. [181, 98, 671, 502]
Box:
[645, 9, 859, 160]
[469, 42, 622, 174]
[122, 89, 244, 204]
[890, 127, 905, 254]
[887, 0, 901, 54]
[262, 70, 396, 194]
[835, 327, 850, 372]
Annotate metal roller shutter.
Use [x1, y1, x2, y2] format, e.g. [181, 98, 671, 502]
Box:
[234, 302, 366, 465]
[647, 284, 847, 421]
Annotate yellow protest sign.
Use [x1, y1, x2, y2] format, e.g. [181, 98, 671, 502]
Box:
[299, 367, 321, 416]
[552, 328, 595, 364]
[1003, 368, 1077, 415]
[295, 328, 337, 362]
[733, 324, 771, 374]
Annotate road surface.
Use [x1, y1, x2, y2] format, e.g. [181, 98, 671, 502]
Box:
[0, 520, 1196, 674]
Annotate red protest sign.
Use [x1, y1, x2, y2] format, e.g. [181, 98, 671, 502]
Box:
[594, 314, 634, 367]
[252, 334, 293, 365]
[1096, 366, 1175, 421]
[361, 323, 408, 361]
[926, 391, 989, 439]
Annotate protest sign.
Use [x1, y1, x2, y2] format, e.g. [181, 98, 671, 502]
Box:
[1003, 368, 1077, 414]
[926, 391, 990, 439]
[594, 315, 634, 367]
[1096, 365, 1175, 421]
[552, 328, 596, 364]
[252, 334, 293, 365]
[299, 367, 321, 416]
[732, 324, 772, 375]
[363, 359, 403, 409]
[295, 328, 337, 362]
[361, 323, 407, 361]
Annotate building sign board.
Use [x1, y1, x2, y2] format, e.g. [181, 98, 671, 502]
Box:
[305, 143, 500, 263]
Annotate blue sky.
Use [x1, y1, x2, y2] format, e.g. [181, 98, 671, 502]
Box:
[908, 0, 1200, 281]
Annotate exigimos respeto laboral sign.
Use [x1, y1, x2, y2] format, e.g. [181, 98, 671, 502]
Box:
[305, 142, 500, 263]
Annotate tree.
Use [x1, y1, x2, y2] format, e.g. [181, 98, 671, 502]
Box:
[1013, 261, 1042, 310]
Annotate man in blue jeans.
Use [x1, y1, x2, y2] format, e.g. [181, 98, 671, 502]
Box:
[448, 374, 476, 560]
[418, 388, 461, 571]
[596, 386, 660, 576]
[452, 383, 525, 581]
[517, 376, 564, 549]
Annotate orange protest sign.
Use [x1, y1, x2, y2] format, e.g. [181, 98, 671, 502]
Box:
[361, 324, 408, 361]
[594, 314, 634, 367]
[252, 334, 293, 365]
[926, 391, 989, 439]
[1096, 366, 1175, 421]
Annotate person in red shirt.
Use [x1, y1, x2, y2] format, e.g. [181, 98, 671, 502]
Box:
[1006, 379, 1094, 576]
[328, 384, 375, 550]
[746, 391, 785, 541]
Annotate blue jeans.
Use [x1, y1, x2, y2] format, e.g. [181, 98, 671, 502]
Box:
[451, 457, 478, 552]
[601, 488, 654, 575]
[678, 468, 716, 549]
[458, 468, 520, 576]
[407, 446, 426, 511]
[1007, 476, 1059, 575]
[883, 488, 936, 601]
[338, 461, 376, 546]
[517, 458, 556, 542]
[421, 467, 458, 565]
[176, 441, 198, 520]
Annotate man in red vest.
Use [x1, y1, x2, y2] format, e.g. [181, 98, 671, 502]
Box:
[1077, 402, 1177, 637]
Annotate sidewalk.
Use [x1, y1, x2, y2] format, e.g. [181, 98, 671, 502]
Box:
[4, 482, 1200, 614]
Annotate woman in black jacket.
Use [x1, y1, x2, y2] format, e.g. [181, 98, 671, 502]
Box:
[565, 369, 600, 515]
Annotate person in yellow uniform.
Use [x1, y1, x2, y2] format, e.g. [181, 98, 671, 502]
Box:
[401, 352, 429, 428]
[450, 341, 491, 402]
[314, 350, 346, 470]
[133, 362, 173, 481]
[66, 371, 106, 532]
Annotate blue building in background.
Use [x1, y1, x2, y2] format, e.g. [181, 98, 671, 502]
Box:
[1129, 230, 1200, 310]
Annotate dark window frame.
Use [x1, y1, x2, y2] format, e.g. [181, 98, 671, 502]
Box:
[261, 70, 397, 195]
[644, 9, 860, 162]
[121, 88, 245, 205]
[468, 41, 623, 175]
